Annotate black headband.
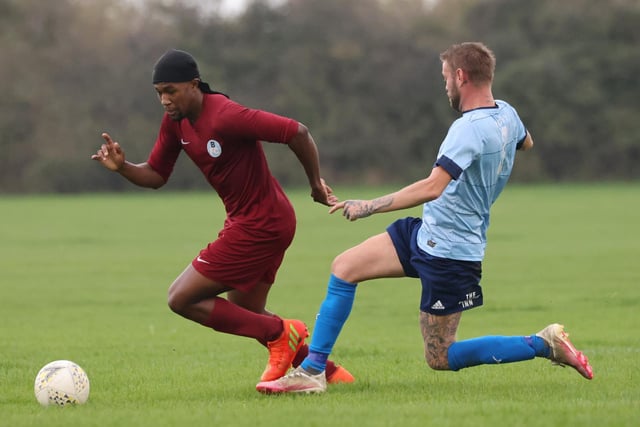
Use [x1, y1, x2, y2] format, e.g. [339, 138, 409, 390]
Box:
[152, 49, 200, 84]
[152, 49, 228, 97]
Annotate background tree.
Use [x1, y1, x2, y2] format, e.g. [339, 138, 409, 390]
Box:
[0, 0, 638, 193]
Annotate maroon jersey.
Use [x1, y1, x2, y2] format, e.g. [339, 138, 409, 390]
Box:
[147, 94, 299, 233]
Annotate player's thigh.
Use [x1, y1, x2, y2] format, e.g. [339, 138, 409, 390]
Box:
[419, 311, 461, 369]
[168, 264, 229, 308]
[332, 232, 405, 283]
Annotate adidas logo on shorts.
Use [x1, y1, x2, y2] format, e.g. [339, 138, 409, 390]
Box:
[431, 300, 445, 310]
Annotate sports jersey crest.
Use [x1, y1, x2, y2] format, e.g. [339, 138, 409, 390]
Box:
[207, 139, 222, 158]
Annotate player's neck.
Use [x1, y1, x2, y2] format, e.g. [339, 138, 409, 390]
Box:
[460, 88, 495, 112]
[186, 92, 205, 123]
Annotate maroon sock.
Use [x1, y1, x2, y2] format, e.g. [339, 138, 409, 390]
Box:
[203, 297, 282, 344]
[293, 343, 338, 378]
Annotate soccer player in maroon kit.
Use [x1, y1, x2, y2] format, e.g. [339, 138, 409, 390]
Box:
[91, 49, 353, 385]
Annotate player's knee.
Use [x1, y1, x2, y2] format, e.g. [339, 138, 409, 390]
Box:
[424, 350, 450, 371]
[167, 286, 186, 314]
[330, 253, 357, 283]
[425, 357, 447, 371]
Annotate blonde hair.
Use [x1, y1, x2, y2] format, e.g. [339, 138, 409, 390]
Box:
[440, 42, 496, 84]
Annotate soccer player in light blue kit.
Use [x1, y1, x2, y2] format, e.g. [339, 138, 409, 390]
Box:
[257, 42, 593, 393]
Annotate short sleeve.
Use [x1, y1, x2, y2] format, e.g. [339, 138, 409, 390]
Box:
[147, 114, 181, 181]
[217, 101, 299, 144]
[435, 119, 481, 179]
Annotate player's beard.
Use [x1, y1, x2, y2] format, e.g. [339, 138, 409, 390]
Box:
[448, 87, 461, 112]
[166, 109, 185, 121]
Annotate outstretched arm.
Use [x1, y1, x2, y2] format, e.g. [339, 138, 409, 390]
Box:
[91, 133, 166, 189]
[330, 166, 452, 221]
[287, 123, 337, 206]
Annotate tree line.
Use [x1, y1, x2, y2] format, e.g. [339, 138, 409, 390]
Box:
[0, 0, 638, 193]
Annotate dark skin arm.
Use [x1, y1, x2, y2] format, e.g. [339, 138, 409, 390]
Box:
[91, 133, 166, 189]
[287, 123, 337, 206]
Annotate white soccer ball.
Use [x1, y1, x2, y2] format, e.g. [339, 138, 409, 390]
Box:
[34, 360, 90, 406]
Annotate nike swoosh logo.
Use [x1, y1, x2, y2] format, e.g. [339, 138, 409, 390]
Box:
[181, 138, 191, 145]
[196, 256, 211, 265]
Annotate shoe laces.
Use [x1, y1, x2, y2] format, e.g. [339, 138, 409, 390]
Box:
[268, 342, 290, 366]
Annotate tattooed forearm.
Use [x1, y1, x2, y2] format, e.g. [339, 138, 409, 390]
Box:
[370, 195, 393, 212]
[343, 195, 393, 220]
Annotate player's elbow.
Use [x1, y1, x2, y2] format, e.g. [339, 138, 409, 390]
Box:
[287, 123, 311, 148]
[421, 167, 452, 203]
[138, 179, 165, 190]
[131, 163, 167, 189]
[419, 182, 446, 205]
[144, 172, 167, 189]
[426, 187, 445, 202]
[296, 122, 310, 139]
[148, 179, 165, 190]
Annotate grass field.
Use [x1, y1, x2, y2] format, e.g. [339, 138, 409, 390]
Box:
[1, 184, 638, 427]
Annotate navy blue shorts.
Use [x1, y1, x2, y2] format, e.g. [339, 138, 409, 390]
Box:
[386, 217, 483, 315]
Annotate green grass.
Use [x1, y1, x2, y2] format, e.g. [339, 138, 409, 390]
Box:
[1, 184, 639, 427]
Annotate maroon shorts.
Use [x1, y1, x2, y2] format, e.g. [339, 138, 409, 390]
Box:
[191, 222, 296, 293]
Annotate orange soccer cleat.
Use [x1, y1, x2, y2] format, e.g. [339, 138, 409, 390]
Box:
[260, 319, 309, 381]
[326, 365, 355, 384]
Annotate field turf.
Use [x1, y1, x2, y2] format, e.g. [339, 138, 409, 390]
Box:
[0, 184, 638, 426]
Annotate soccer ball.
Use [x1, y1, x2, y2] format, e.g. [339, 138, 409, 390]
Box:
[34, 360, 90, 406]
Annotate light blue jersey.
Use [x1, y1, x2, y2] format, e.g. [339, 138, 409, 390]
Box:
[417, 100, 527, 261]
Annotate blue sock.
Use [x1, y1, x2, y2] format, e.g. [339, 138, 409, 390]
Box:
[301, 274, 357, 373]
[526, 335, 551, 358]
[447, 335, 550, 371]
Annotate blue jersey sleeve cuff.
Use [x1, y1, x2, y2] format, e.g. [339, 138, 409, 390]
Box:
[435, 155, 462, 180]
[516, 131, 527, 150]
